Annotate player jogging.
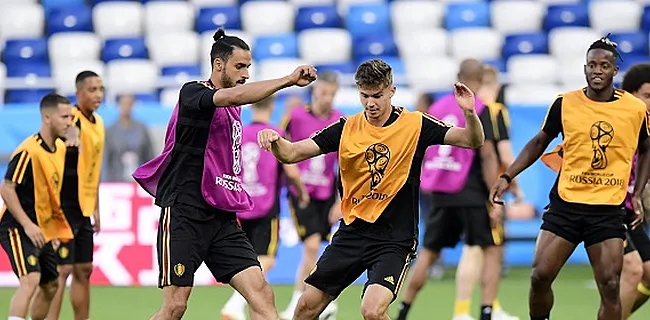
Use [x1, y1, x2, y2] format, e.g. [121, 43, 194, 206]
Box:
[491, 37, 650, 320]
[221, 95, 310, 320]
[0, 93, 74, 320]
[132, 28, 317, 320]
[279, 71, 343, 320]
[47, 70, 105, 320]
[258, 59, 485, 320]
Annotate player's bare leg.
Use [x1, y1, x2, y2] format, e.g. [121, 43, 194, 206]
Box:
[47, 265, 73, 320]
[587, 238, 624, 320]
[151, 286, 192, 320]
[454, 246, 483, 318]
[70, 262, 93, 320]
[395, 248, 439, 319]
[293, 285, 334, 320]
[621, 251, 643, 319]
[229, 266, 277, 320]
[222, 256, 276, 320]
[361, 284, 394, 320]
[629, 262, 650, 316]
[481, 245, 503, 319]
[529, 230, 576, 320]
[9, 273, 41, 318]
[30, 279, 58, 320]
[283, 233, 322, 318]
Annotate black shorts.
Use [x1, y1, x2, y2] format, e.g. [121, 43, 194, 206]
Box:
[305, 229, 417, 300]
[0, 226, 58, 284]
[239, 205, 280, 257]
[423, 205, 504, 251]
[157, 204, 260, 288]
[623, 209, 650, 262]
[289, 194, 335, 242]
[57, 216, 93, 265]
[541, 209, 626, 247]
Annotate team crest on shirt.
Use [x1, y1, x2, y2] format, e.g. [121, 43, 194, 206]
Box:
[27, 255, 38, 266]
[590, 120, 614, 170]
[174, 263, 185, 277]
[59, 247, 69, 259]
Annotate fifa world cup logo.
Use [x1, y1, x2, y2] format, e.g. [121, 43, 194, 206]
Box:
[365, 143, 391, 190]
[242, 142, 260, 184]
[231, 121, 243, 175]
[590, 120, 614, 170]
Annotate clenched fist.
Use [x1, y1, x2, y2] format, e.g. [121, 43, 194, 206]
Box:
[258, 129, 281, 152]
[288, 65, 318, 87]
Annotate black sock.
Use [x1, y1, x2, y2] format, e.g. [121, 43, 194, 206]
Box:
[530, 314, 550, 320]
[396, 302, 411, 320]
[480, 305, 493, 320]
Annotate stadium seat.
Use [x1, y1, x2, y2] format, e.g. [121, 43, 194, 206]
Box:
[147, 32, 200, 67]
[450, 28, 503, 60]
[396, 29, 448, 60]
[290, 0, 335, 7]
[102, 37, 149, 63]
[507, 55, 559, 85]
[589, 0, 642, 33]
[643, 6, 650, 32]
[346, 3, 391, 39]
[483, 58, 506, 73]
[190, 0, 237, 6]
[161, 65, 202, 87]
[337, 0, 385, 16]
[257, 58, 308, 91]
[353, 34, 398, 61]
[196, 6, 241, 33]
[107, 59, 159, 94]
[313, 62, 356, 74]
[405, 56, 458, 92]
[539, 0, 581, 3]
[502, 33, 549, 60]
[608, 32, 649, 55]
[93, 2, 144, 38]
[298, 29, 352, 64]
[558, 57, 586, 88]
[444, 2, 490, 31]
[355, 56, 405, 76]
[52, 60, 105, 95]
[145, 1, 195, 35]
[389, 1, 444, 33]
[618, 54, 650, 73]
[505, 84, 563, 106]
[490, 0, 545, 34]
[47, 5, 92, 35]
[49, 32, 101, 64]
[5, 62, 52, 103]
[544, 3, 590, 31]
[0, 4, 45, 39]
[6, 89, 53, 103]
[241, 1, 294, 36]
[295, 5, 342, 32]
[2, 39, 48, 65]
[253, 34, 299, 60]
[392, 87, 417, 109]
[0, 63, 5, 104]
[160, 87, 180, 108]
[200, 30, 255, 77]
[548, 27, 601, 59]
[41, 0, 85, 12]
[333, 87, 359, 109]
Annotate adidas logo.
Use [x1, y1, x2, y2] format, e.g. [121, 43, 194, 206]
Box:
[384, 276, 395, 285]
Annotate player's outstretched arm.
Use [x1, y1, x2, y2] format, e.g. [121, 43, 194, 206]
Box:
[212, 65, 317, 107]
[258, 129, 322, 164]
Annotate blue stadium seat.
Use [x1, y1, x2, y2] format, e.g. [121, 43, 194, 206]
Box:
[618, 55, 650, 73]
[196, 6, 241, 33]
[47, 6, 93, 35]
[608, 32, 649, 56]
[502, 33, 549, 60]
[5, 62, 53, 103]
[346, 4, 391, 39]
[91, 0, 138, 4]
[643, 6, 650, 32]
[42, 0, 86, 12]
[355, 56, 404, 75]
[295, 5, 341, 32]
[353, 35, 398, 61]
[314, 62, 357, 74]
[6, 90, 54, 104]
[2, 39, 49, 65]
[161, 65, 202, 77]
[253, 34, 298, 60]
[544, 4, 589, 32]
[483, 59, 506, 73]
[444, 2, 490, 31]
[102, 38, 149, 63]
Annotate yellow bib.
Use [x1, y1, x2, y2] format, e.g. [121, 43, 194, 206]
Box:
[73, 107, 105, 216]
[558, 90, 647, 205]
[339, 108, 422, 224]
[3, 136, 73, 242]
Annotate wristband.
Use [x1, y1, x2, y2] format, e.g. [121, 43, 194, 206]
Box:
[500, 173, 512, 184]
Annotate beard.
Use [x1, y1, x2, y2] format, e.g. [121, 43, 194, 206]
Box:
[221, 72, 236, 89]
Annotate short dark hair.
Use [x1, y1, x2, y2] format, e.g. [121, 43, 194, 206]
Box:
[75, 70, 100, 89]
[210, 28, 250, 67]
[622, 63, 650, 93]
[40, 93, 70, 111]
[252, 95, 275, 110]
[355, 59, 393, 89]
[587, 35, 621, 64]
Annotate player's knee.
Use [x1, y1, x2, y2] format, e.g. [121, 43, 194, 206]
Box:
[72, 263, 93, 281]
[57, 264, 73, 278]
[39, 279, 59, 299]
[304, 235, 321, 253]
[360, 302, 387, 320]
[19, 272, 42, 291]
[164, 299, 188, 318]
[623, 255, 644, 284]
[530, 266, 554, 288]
[597, 273, 621, 300]
[641, 261, 650, 285]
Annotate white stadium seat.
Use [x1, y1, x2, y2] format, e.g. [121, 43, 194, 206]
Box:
[396, 28, 448, 60]
[390, 1, 445, 33]
[289, 0, 335, 6]
[298, 29, 352, 64]
[538, 0, 580, 3]
[491, 0, 545, 34]
[392, 87, 418, 110]
[0, 4, 45, 39]
[589, 0, 642, 33]
[107, 59, 159, 94]
[558, 57, 586, 87]
[257, 58, 308, 92]
[337, 0, 385, 16]
[505, 84, 563, 106]
[160, 88, 180, 108]
[189, 0, 237, 6]
[147, 32, 200, 66]
[450, 28, 503, 60]
[333, 87, 361, 109]
[241, 1, 294, 36]
[200, 30, 255, 79]
[145, 1, 194, 35]
[0, 62, 5, 104]
[549, 27, 601, 59]
[405, 56, 458, 92]
[52, 60, 106, 96]
[93, 2, 144, 38]
[507, 55, 559, 85]
[48, 32, 101, 64]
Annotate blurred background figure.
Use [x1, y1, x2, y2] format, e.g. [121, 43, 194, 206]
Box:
[103, 94, 153, 182]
